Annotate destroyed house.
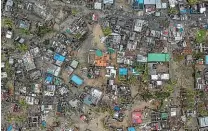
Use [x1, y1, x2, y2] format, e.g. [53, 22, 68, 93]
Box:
[22, 51, 36, 71]
[4, 0, 13, 12]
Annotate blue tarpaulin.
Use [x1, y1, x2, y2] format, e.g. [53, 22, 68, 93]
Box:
[128, 127, 136, 131]
[46, 75, 53, 83]
[7, 125, 12, 131]
[205, 55, 208, 65]
[54, 53, 65, 62]
[114, 106, 120, 111]
[71, 74, 83, 86]
[119, 68, 128, 76]
[42, 121, 46, 127]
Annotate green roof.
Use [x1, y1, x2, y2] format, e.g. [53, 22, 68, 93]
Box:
[161, 113, 168, 120]
[95, 49, 103, 57]
[147, 53, 170, 62]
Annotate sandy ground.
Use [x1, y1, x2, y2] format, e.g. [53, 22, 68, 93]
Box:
[92, 24, 106, 50]
[76, 112, 109, 131]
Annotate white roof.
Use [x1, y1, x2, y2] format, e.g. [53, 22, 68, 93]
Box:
[171, 108, 177, 116]
[198, 116, 208, 128]
[9, 57, 14, 64]
[103, 0, 114, 4]
[169, 0, 176, 7]
[1, 72, 7, 78]
[26, 96, 34, 105]
[44, 91, 55, 96]
[161, 74, 169, 80]
[200, 7, 206, 14]
[70, 60, 79, 69]
[54, 66, 61, 76]
[94, 2, 102, 9]
[156, 81, 162, 85]
[161, 3, 167, 8]
[151, 75, 158, 80]
[6, 31, 12, 39]
[110, 68, 116, 78]
[91, 88, 102, 98]
[134, 19, 145, 32]
[156, 0, 161, 8]
[1, 62, 5, 68]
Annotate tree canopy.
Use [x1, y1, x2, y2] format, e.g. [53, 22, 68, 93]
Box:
[168, 7, 179, 14]
[196, 29, 207, 43]
[187, 0, 198, 5]
[102, 27, 112, 36]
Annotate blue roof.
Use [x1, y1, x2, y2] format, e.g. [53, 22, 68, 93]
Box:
[119, 68, 128, 76]
[205, 55, 208, 64]
[54, 53, 65, 62]
[42, 121, 46, 127]
[114, 106, 120, 111]
[46, 75, 53, 83]
[128, 127, 136, 131]
[7, 125, 12, 131]
[71, 74, 83, 86]
[180, 9, 187, 14]
[138, 0, 143, 4]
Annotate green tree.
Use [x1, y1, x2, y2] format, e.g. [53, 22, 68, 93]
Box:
[154, 91, 170, 100]
[187, 0, 198, 5]
[192, 51, 204, 59]
[20, 28, 30, 35]
[168, 7, 179, 14]
[17, 44, 28, 52]
[140, 90, 154, 101]
[165, 84, 174, 93]
[37, 26, 53, 37]
[19, 99, 29, 110]
[74, 33, 82, 39]
[71, 8, 78, 16]
[102, 27, 112, 36]
[3, 18, 13, 28]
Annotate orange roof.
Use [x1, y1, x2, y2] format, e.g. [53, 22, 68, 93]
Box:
[95, 54, 109, 67]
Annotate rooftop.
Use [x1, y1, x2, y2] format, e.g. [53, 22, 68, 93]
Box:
[95, 53, 110, 67]
[132, 111, 142, 124]
[147, 53, 170, 62]
[198, 116, 208, 128]
[144, 0, 156, 5]
[54, 53, 65, 62]
[119, 68, 128, 76]
[128, 127, 136, 131]
[71, 74, 83, 86]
